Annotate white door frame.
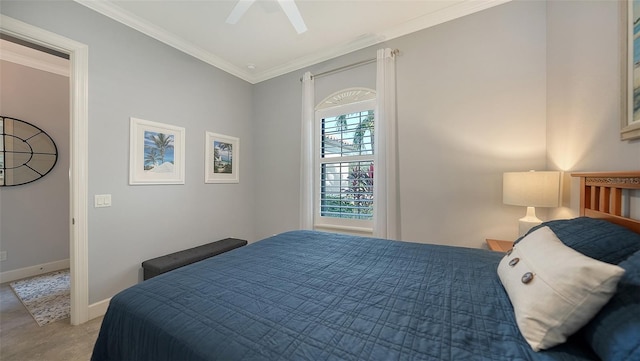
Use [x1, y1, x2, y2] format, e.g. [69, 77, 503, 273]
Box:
[1, 15, 89, 325]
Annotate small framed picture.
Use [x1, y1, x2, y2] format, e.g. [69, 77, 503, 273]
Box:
[205, 132, 239, 183]
[129, 117, 185, 185]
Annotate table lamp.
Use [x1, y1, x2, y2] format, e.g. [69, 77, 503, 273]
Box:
[503, 170, 561, 236]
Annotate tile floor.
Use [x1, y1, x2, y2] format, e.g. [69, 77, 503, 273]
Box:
[0, 283, 103, 361]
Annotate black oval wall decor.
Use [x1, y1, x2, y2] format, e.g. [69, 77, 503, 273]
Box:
[1, 116, 58, 186]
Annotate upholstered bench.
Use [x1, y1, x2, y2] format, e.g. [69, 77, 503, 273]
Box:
[141, 238, 247, 280]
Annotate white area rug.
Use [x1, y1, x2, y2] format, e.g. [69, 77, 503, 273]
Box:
[10, 269, 70, 326]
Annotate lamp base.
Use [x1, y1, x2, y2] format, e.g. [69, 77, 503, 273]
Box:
[518, 206, 542, 236]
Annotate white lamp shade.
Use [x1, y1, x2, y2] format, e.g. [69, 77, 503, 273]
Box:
[503, 171, 561, 208]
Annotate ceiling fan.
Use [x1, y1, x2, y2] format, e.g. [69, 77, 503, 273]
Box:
[226, 0, 308, 34]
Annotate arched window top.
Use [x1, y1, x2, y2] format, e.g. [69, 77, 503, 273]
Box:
[316, 87, 376, 111]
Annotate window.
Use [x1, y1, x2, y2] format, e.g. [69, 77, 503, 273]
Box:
[314, 90, 376, 233]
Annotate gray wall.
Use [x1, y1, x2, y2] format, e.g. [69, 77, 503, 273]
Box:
[546, 0, 640, 219]
[253, 0, 548, 246]
[547, 0, 639, 171]
[253, 0, 640, 246]
[393, 0, 548, 245]
[1, 1, 255, 303]
[0, 60, 70, 272]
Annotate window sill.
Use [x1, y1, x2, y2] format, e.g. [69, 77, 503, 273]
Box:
[314, 223, 373, 236]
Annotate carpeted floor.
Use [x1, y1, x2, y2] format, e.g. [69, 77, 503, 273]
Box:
[9, 270, 70, 326]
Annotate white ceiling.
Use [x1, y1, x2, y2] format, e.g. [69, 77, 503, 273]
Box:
[75, 0, 510, 84]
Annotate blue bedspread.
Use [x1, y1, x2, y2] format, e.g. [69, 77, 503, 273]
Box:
[91, 231, 597, 361]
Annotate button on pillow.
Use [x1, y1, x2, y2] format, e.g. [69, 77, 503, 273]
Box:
[497, 226, 625, 351]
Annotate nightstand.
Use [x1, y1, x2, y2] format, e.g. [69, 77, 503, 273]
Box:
[486, 239, 514, 253]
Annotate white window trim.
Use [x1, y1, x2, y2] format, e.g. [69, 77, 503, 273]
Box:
[314, 95, 376, 234]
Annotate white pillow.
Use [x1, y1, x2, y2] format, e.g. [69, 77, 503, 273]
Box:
[497, 226, 624, 351]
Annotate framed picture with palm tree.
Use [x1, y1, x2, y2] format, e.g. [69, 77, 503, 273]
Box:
[129, 117, 185, 185]
[205, 131, 239, 183]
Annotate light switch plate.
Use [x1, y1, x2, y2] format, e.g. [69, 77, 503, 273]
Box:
[95, 194, 112, 208]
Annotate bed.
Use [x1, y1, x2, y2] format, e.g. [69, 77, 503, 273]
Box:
[91, 172, 640, 361]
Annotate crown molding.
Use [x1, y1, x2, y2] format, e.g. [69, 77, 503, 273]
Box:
[74, 0, 253, 83]
[254, 0, 511, 83]
[252, 33, 385, 84]
[381, 0, 512, 41]
[75, 0, 511, 84]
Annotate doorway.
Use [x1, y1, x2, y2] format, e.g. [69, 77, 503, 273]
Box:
[1, 14, 89, 325]
[0, 36, 70, 324]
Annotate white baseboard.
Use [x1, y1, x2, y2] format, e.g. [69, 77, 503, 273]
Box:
[88, 297, 111, 320]
[0, 259, 70, 283]
[0, 258, 110, 321]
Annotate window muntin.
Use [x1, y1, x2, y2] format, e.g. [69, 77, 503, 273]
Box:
[320, 160, 373, 220]
[321, 111, 373, 158]
[315, 98, 375, 232]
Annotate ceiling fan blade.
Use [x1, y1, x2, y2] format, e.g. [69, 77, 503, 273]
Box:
[226, 0, 256, 25]
[277, 0, 307, 34]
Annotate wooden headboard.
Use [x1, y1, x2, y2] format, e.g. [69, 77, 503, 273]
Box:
[571, 172, 640, 233]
